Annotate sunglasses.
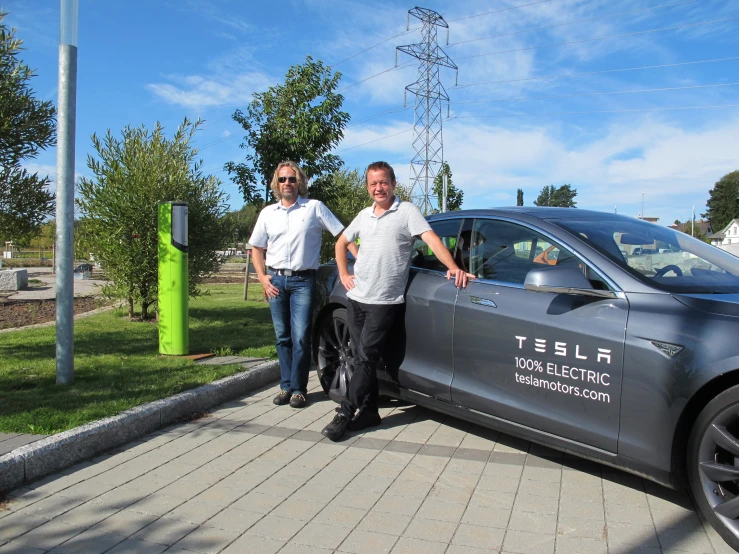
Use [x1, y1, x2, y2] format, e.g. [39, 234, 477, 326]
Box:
[278, 176, 298, 184]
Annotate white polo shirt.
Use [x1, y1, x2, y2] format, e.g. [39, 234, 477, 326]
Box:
[249, 196, 345, 271]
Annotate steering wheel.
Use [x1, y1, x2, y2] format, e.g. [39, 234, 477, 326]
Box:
[654, 264, 683, 277]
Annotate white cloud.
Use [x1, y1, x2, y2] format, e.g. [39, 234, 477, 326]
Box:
[340, 121, 413, 154]
[147, 71, 273, 109]
[23, 163, 56, 179]
[20, 163, 88, 195]
[435, 113, 739, 222]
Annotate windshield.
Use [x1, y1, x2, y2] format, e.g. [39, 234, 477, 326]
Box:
[551, 217, 739, 294]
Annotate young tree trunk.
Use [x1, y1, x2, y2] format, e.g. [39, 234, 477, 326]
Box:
[141, 301, 150, 320]
[128, 296, 134, 319]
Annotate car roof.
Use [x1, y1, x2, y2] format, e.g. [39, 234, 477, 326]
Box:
[426, 207, 630, 222]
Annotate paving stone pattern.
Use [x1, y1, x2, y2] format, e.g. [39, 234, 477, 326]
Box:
[0, 434, 47, 457]
[0, 373, 734, 553]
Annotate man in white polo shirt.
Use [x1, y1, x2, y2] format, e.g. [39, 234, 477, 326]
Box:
[250, 161, 353, 408]
[321, 161, 474, 440]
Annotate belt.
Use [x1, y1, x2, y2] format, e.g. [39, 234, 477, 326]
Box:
[268, 267, 316, 277]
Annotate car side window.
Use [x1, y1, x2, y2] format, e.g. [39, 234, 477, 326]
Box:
[470, 219, 580, 284]
[411, 219, 463, 273]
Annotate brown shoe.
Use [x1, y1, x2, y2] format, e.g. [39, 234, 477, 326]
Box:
[289, 393, 307, 408]
[273, 390, 291, 405]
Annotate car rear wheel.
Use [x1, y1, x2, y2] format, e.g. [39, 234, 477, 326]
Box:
[688, 385, 739, 550]
[316, 308, 353, 404]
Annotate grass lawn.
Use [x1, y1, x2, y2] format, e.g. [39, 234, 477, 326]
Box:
[0, 283, 276, 435]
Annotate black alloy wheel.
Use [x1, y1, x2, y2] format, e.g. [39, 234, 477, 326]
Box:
[688, 385, 739, 551]
[316, 308, 353, 404]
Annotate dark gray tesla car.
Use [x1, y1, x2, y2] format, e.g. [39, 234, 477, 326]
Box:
[311, 207, 739, 549]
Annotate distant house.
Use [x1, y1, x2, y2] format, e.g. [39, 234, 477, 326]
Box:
[708, 219, 739, 247]
[668, 219, 712, 237]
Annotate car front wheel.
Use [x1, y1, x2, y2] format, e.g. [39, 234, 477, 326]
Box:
[316, 308, 352, 404]
[688, 385, 739, 550]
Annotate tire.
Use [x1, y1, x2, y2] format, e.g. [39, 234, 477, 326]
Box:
[688, 385, 739, 551]
[316, 308, 353, 404]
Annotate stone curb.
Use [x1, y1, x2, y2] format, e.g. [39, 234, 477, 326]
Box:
[0, 359, 280, 494]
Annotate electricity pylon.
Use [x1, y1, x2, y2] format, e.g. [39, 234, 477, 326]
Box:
[396, 7, 457, 214]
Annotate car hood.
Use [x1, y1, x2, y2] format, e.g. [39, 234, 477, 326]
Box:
[673, 293, 739, 318]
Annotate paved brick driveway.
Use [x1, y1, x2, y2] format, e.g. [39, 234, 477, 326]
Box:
[0, 373, 735, 553]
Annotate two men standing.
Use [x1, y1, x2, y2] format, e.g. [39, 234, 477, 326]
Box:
[252, 159, 471, 439]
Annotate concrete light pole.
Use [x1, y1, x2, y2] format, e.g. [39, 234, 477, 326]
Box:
[55, 0, 78, 385]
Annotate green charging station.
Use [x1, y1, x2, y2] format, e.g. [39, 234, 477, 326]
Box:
[158, 201, 189, 355]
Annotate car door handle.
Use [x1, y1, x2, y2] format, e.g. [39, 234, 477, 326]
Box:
[470, 296, 497, 308]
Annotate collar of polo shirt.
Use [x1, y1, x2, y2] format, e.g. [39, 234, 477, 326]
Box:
[370, 195, 400, 217]
[274, 196, 308, 211]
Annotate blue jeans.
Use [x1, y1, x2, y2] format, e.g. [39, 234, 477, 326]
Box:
[267, 270, 315, 395]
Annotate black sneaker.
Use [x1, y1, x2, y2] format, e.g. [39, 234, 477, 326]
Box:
[321, 412, 351, 441]
[348, 409, 381, 431]
[289, 393, 307, 408]
[273, 390, 291, 405]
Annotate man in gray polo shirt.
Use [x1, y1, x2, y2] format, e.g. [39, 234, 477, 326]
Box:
[321, 161, 474, 441]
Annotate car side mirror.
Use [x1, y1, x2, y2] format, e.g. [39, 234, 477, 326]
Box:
[524, 266, 618, 299]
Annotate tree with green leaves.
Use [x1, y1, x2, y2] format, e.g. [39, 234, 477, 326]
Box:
[77, 119, 231, 319]
[224, 204, 260, 246]
[431, 162, 463, 213]
[534, 185, 554, 207]
[703, 171, 739, 232]
[225, 55, 349, 206]
[516, 189, 523, 206]
[0, 13, 56, 244]
[534, 184, 577, 207]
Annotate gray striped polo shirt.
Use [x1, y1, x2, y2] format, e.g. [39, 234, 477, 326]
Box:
[343, 197, 431, 305]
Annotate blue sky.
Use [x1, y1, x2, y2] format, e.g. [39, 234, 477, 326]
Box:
[4, 0, 739, 226]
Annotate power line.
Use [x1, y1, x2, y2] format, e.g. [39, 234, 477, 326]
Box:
[454, 56, 739, 89]
[456, 16, 739, 60]
[453, 81, 739, 105]
[448, 0, 698, 47]
[198, 114, 234, 129]
[197, 133, 240, 151]
[346, 105, 410, 127]
[336, 128, 412, 153]
[203, 165, 229, 176]
[337, 63, 415, 93]
[329, 0, 564, 69]
[448, 103, 739, 119]
[447, 0, 561, 23]
[331, 28, 419, 67]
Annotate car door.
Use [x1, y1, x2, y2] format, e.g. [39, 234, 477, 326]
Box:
[451, 217, 627, 452]
[398, 217, 464, 401]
